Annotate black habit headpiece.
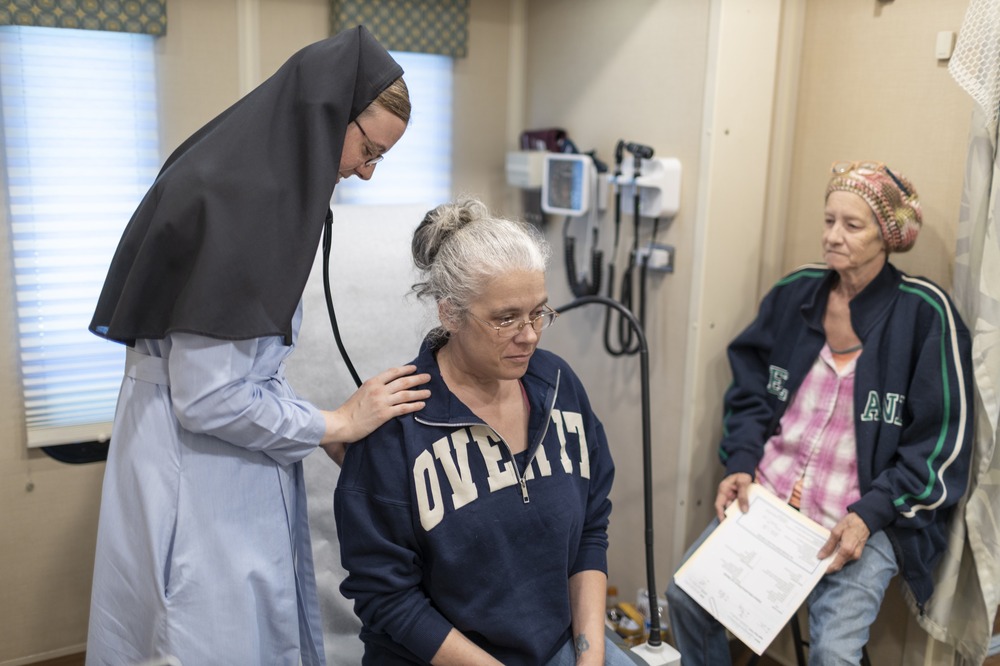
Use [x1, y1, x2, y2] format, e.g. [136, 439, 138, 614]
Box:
[90, 26, 403, 346]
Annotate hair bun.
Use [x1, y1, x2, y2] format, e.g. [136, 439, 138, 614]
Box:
[411, 198, 487, 270]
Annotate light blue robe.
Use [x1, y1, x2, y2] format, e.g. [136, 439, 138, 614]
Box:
[87, 305, 327, 665]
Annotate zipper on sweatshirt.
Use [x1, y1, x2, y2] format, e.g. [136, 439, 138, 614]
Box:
[414, 416, 534, 504]
[498, 435, 531, 503]
[516, 473, 530, 504]
[413, 368, 561, 507]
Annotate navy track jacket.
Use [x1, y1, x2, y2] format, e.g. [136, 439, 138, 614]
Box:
[721, 262, 973, 606]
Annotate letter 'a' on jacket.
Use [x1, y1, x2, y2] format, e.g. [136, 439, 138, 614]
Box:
[720, 262, 974, 607]
[335, 337, 615, 665]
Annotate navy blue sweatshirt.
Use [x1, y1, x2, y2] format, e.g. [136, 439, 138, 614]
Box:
[335, 338, 614, 665]
[721, 262, 973, 606]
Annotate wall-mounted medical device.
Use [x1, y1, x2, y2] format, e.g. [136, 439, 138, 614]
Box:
[541, 153, 596, 216]
[616, 157, 682, 218]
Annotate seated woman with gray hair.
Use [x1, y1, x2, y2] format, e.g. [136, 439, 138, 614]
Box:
[335, 198, 633, 665]
[666, 161, 974, 664]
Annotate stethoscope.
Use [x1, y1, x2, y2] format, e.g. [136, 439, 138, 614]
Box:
[322, 208, 363, 389]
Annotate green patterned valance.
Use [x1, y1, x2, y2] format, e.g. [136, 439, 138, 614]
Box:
[0, 1, 166, 36]
[331, 0, 467, 58]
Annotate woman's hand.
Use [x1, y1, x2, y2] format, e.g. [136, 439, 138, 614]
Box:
[818, 512, 871, 573]
[714, 472, 753, 520]
[320, 365, 430, 462]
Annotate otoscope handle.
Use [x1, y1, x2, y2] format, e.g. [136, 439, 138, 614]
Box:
[624, 142, 654, 160]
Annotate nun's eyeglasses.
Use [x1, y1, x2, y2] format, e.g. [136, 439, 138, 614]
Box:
[353, 119, 384, 168]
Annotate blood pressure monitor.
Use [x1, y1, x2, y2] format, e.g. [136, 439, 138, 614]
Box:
[541, 153, 593, 217]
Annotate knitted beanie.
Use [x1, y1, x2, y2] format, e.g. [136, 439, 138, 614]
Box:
[826, 162, 922, 253]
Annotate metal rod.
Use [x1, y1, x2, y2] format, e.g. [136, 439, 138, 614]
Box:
[555, 295, 662, 646]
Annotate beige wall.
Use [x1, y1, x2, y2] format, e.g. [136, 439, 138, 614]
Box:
[0, 0, 977, 663]
[454, 0, 516, 207]
[781, 0, 971, 292]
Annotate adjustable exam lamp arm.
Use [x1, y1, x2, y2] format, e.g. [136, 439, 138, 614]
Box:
[554, 295, 663, 647]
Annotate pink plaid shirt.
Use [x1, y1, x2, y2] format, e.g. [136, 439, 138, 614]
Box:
[756, 344, 861, 530]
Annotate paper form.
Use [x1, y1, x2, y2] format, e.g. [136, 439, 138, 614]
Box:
[674, 483, 836, 655]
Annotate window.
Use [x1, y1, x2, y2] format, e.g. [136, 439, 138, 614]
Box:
[334, 51, 452, 205]
[0, 26, 159, 448]
[0, 34, 447, 449]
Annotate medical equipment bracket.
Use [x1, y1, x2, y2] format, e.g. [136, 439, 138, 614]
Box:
[616, 157, 682, 219]
[555, 295, 664, 648]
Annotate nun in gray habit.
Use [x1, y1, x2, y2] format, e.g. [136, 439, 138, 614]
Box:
[86, 26, 430, 666]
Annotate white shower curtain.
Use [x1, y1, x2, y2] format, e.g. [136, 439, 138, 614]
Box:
[916, 1, 1000, 663]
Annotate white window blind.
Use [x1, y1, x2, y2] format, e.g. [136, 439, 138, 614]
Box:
[334, 51, 452, 206]
[0, 26, 159, 448]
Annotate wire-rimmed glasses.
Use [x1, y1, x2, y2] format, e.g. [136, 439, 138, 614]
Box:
[468, 305, 559, 338]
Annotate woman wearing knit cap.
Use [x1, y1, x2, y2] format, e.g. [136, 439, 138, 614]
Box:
[666, 161, 973, 664]
[86, 26, 430, 666]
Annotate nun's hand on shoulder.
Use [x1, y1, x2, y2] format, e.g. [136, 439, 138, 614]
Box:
[321, 365, 431, 450]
